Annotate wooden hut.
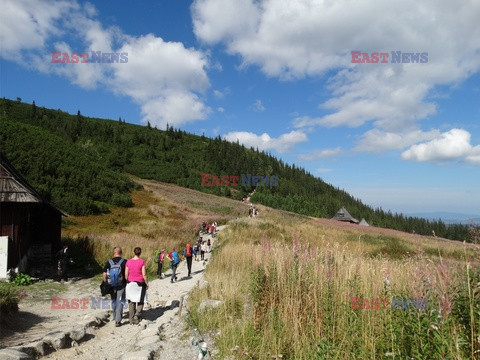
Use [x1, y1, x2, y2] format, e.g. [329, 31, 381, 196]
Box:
[359, 218, 370, 226]
[0, 154, 63, 277]
[332, 207, 359, 224]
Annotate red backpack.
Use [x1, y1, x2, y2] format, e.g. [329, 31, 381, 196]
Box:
[186, 244, 192, 257]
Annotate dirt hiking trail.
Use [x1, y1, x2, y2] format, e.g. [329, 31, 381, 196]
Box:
[0, 226, 225, 360]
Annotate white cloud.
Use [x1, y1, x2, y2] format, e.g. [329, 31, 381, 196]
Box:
[217, 107, 225, 113]
[465, 146, 480, 164]
[223, 130, 307, 153]
[355, 129, 441, 153]
[140, 92, 210, 129]
[192, 0, 259, 45]
[299, 147, 342, 161]
[0, 0, 74, 57]
[0, 0, 211, 128]
[253, 99, 265, 112]
[192, 0, 480, 151]
[213, 87, 230, 99]
[112, 34, 210, 127]
[401, 129, 479, 163]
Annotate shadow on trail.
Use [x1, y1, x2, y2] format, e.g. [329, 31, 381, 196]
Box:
[0, 311, 48, 346]
[141, 306, 168, 322]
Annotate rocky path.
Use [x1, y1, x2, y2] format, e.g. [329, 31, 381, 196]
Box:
[1, 226, 224, 360]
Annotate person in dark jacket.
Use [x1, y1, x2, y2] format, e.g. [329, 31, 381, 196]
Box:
[183, 243, 197, 277]
[56, 245, 71, 283]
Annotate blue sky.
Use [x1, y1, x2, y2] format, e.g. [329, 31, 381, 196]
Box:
[1, 0, 479, 215]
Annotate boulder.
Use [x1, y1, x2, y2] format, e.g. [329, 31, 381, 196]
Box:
[12, 341, 45, 357]
[198, 299, 223, 311]
[43, 331, 67, 350]
[81, 314, 101, 327]
[68, 327, 86, 342]
[95, 310, 110, 323]
[0, 349, 31, 360]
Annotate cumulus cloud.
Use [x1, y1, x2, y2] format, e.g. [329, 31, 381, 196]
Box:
[401, 129, 480, 163]
[299, 147, 342, 161]
[0, 0, 211, 128]
[192, 0, 480, 152]
[0, 0, 74, 57]
[223, 130, 307, 153]
[355, 129, 441, 153]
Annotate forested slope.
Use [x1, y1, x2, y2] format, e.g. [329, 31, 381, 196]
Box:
[0, 98, 471, 241]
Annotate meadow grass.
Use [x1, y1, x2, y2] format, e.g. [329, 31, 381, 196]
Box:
[61, 179, 479, 358]
[188, 216, 480, 359]
[61, 179, 247, 275]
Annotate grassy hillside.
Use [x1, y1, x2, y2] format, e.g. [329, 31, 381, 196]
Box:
[62, 178, 247, 275]
[0, 98, 474, 241]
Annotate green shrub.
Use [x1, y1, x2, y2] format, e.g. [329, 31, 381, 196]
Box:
[0, 282, 20, 315]
[13, 273, 33, 286]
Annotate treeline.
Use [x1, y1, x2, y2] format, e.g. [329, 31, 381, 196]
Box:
[0, 98, 473, 241]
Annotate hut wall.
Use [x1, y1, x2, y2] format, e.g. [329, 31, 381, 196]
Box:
[0, 202, 61, 270]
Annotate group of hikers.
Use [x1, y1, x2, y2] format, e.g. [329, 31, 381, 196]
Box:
[249, 206, 259, 217]
[101, 223, 217, 327]
[202, 221, 216, 235]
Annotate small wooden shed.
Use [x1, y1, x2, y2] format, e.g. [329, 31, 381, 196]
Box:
[0, 154, 63, 275]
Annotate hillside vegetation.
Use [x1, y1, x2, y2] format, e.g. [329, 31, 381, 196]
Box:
[39, 176, 480, 358]
[62, 179, 247, 275]
[188, 209, 480, 359]
[0, 98, 473, 241]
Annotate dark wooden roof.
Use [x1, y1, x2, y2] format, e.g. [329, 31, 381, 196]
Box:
[0, 155, 43, 203]
[0, 155, 65, 216]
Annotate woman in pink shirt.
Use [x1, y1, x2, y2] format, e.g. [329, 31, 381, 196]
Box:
[125, 247, 149, 325]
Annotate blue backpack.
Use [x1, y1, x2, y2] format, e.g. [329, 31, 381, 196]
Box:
[107, 258, 125, 287]
[171, 252, 180, 266]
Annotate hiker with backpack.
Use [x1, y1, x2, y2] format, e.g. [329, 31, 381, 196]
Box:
[125, 247, 149, 325]
[155, 249, 165, 279]
[183, 243, 197, 277]
[207, 238, 211, 253]
[194, 240, 201, 261]
[167, 248, 180, 283]
[103, 246, 126, 327]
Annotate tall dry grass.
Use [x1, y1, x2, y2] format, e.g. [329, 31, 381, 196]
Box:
[62, 180, 248, 275]
[189, 216, 480, 359]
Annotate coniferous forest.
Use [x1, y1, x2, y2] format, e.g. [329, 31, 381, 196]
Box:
[0, 98, 473, 241]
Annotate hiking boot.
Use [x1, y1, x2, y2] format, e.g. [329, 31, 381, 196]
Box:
[115, 322, 121, 327]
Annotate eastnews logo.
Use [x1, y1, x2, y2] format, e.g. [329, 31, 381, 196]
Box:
[351, 297, 428, 310]
[201, 174, 278, 187]
[51, 51, 128, 63]
[351, 51, 428, 63]
[51, 297, 127, 309]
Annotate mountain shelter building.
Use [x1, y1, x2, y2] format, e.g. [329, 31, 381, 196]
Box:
[0, 154, 63, 278]
[332, 207, 359, 224]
